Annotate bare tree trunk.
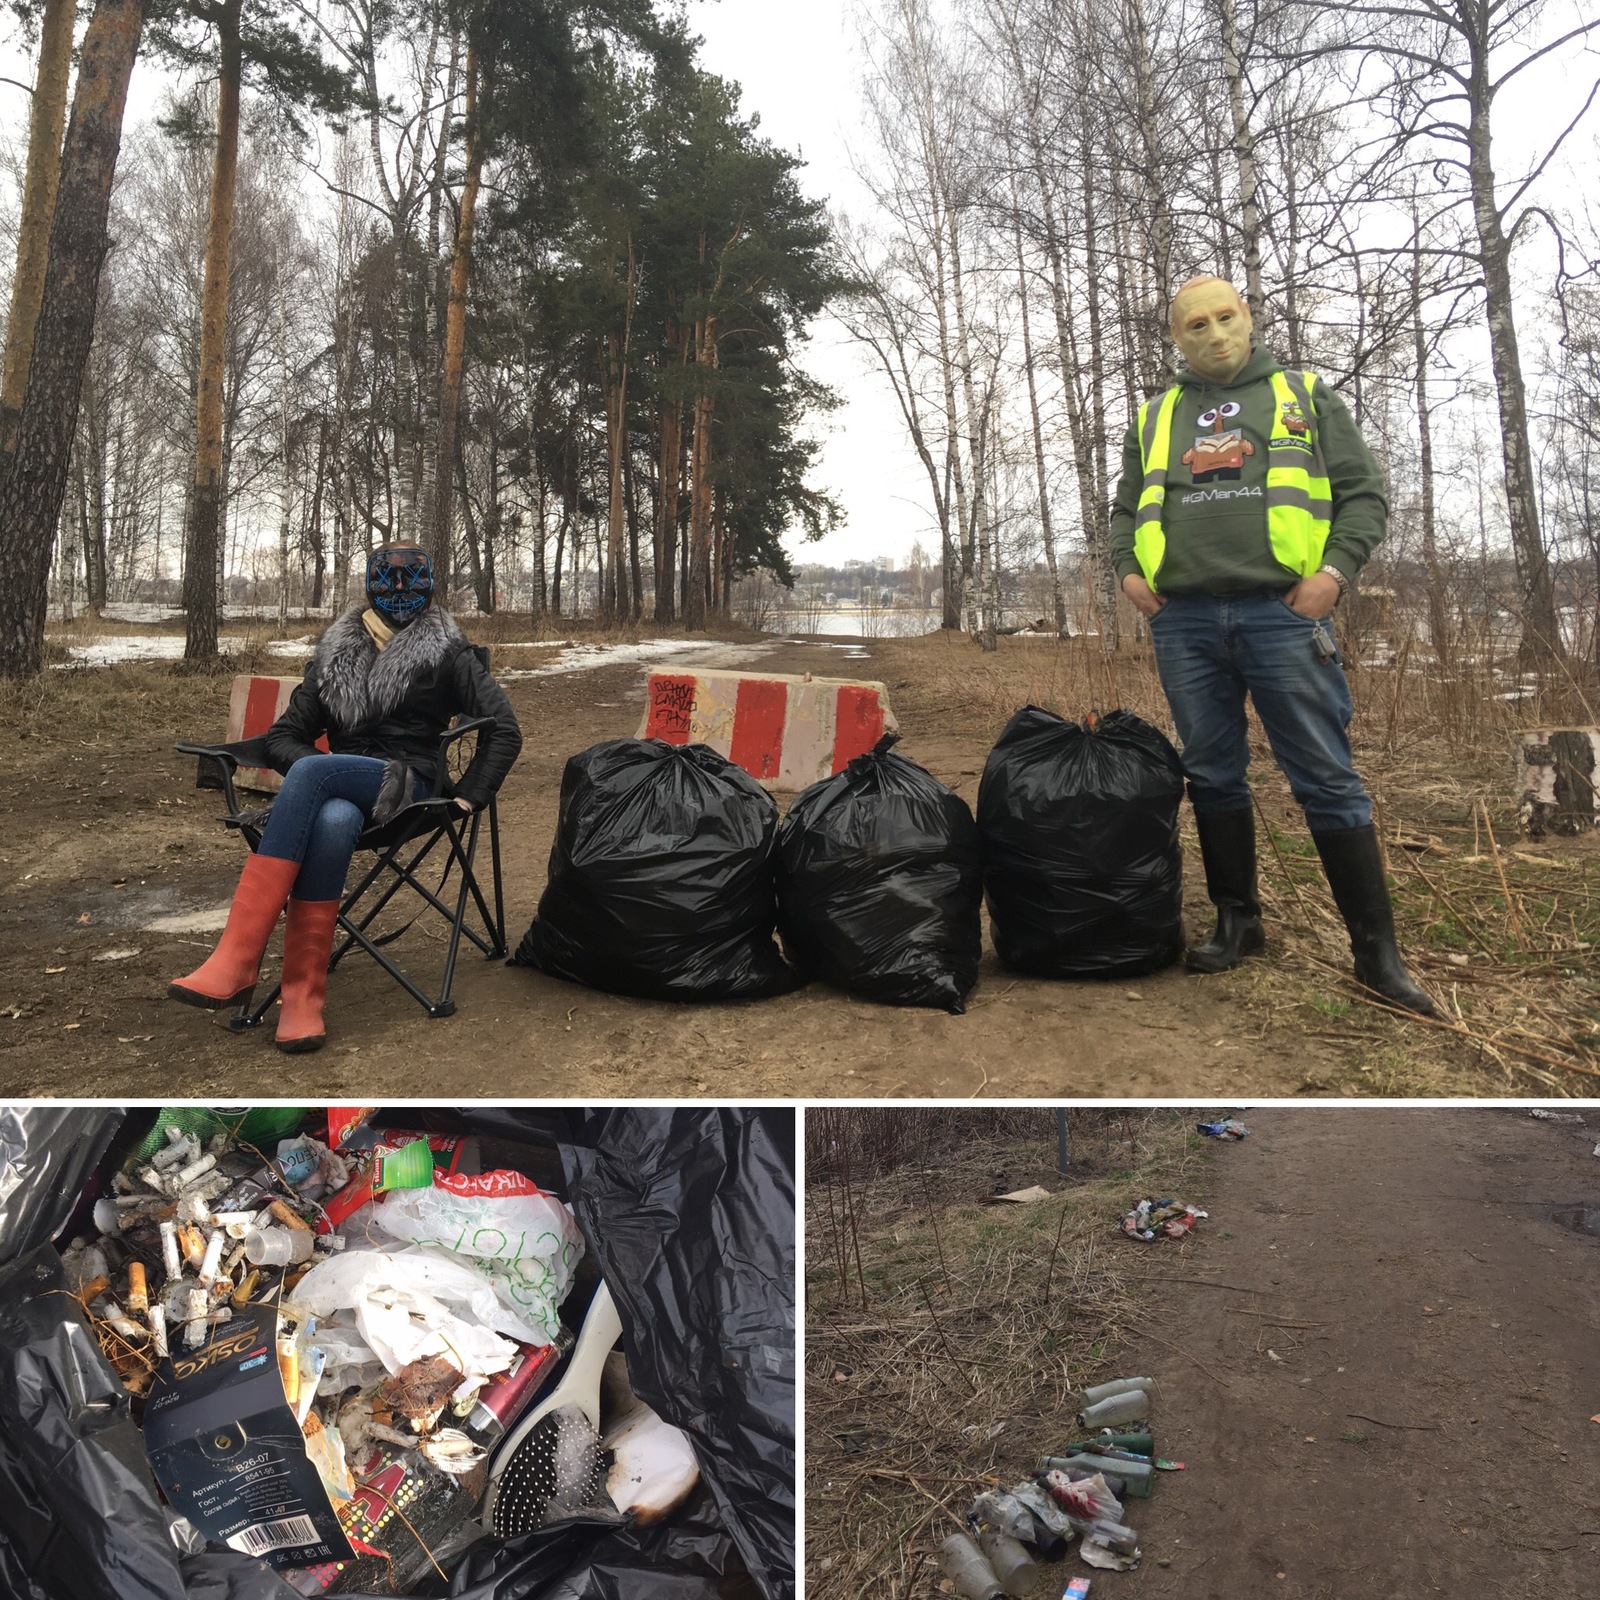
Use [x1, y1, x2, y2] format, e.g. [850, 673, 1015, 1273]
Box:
[685, 366, 716, 629]
[1215, 0, 1264, 328]
[308, 413, 328, 608]
[1124, 0, 1174, 384]
[80, 365, 110, 613]
[276, 243, 293, 629]
[1466, 82, 1561, 661]
[182, 1, 241, 661]
[1411, 214, 1449, 669]
[602, 242, 636, 622]
[417, 22, 460, 551]
[0, 0, 76, 455]
[0, 0, 145, 680]
[652, 320, 688, 622]
[1009, 194, 1065, 637]
[432, 42, 483, 590]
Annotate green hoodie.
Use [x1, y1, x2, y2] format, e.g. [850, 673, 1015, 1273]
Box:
[1108, 348, 1386, 594]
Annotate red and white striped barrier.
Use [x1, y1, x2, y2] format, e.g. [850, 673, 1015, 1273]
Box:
[225, 675, 327, 793]
[639, 669, 899, 791]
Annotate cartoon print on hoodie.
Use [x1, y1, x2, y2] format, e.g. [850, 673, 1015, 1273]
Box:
[1181, 400, 1254, 482]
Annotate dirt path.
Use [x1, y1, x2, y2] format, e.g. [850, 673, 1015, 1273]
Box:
[1102, 1107, 1600, 1597]
[0, 631, 1438, 1098]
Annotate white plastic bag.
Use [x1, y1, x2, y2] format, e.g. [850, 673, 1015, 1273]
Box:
[375, 1171, 584, 1343]
[287, 1244, 540, 1391]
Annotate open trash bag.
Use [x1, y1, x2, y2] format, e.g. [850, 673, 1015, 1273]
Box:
[0, 1105, 793, 1600]
[978, 707, 1185, 978]
[775, 733, 982, 1013]
[512, 739, 802, 1001]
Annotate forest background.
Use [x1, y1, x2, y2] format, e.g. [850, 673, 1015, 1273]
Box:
[0, 0, 1597, 678]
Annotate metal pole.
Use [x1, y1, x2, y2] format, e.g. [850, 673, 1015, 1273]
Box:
[1056, 1109, 1069, 1173]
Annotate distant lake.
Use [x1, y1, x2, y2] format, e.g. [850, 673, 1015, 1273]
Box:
[764, 607, 1047, 638]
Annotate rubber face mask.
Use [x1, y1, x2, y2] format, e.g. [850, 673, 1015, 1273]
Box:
[1171, 282, 1253, 383]
[366, 547, 433, 626]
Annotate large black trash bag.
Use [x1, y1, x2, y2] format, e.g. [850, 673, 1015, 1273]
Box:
[559, 1110, 793, 1600]
[775, 733, 982, 1013]
[0, 1106, 793, 1600]
[977, 706, 1185, 977]
[512, 739, 802, 1001]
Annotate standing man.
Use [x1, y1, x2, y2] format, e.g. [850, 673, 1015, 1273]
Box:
[1109, 275, 1434, 1015]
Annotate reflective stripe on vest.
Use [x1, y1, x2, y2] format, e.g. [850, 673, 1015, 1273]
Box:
[1134, 368, 1332, 590]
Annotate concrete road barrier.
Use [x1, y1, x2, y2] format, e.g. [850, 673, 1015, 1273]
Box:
[639, 669, 899, 790]
[225, 676, 326, 793]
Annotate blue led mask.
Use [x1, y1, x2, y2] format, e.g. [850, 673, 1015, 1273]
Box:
[366, 547, 433, 626]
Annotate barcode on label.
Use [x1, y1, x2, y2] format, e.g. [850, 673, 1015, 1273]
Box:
[227, 1514, 323, 1557]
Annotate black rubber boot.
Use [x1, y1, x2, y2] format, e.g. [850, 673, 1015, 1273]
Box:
[1185, 808, 1266, 973]
[1312, 823, 1436, 1016]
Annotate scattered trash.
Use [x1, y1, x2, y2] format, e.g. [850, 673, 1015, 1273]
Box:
[1196, 1119, 1249, 1139]
[940, 1530, 1006, 1600]
[959, 1378, 1169, 1585]
[1081, 1377, 1153, 1404]
[984, 1185, 1053, 1206]
[978, 707, 1185, 979]
[1121, 1198, 1207, 1241]
[1528, 1109, 1585, 1123]
[0, 1105, 794, 1599]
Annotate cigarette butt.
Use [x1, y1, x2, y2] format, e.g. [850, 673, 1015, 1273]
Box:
[78, 1274, 110, 1305]
[126, 1262, 148, 1313]
[224, 1242, 248, 1277]
[179, 1224, 206, 1269]
[268, 1199, 311, 1233]
[173, 1153, 218, 1190]
[233, 1269, 259, 1307]
[181, 1286, 209, 1349]
[159, 1221, 181, 1283]
[197, 1230, 225, 1291]
[103, 1303, 148, 1343]
[148, 1305, 168, 1358]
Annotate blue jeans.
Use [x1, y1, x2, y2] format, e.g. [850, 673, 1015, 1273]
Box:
[257, 754, 396, 901]
[1147, 591, 1372, 831]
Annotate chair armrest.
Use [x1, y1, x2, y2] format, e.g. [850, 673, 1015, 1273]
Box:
[175, 741, 242, 767]
[430, 717, 497, 798]
[176, 742, 245, 812]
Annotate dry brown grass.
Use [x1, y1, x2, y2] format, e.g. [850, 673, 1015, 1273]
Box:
[873, 629, 1600, 1093]
[805, 1108, 1209, 1600]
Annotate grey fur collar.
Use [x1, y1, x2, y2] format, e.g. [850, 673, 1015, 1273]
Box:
[314, 604, 466, 729]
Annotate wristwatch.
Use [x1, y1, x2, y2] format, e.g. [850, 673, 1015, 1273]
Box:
[1316, 564, 1350, 602]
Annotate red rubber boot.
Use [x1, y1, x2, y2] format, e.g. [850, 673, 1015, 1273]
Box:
[275, 898, 341, 1053]
[169, 854, 300, 1009]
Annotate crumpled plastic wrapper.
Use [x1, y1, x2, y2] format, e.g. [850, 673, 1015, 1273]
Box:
[285, 1245, 543, 1391]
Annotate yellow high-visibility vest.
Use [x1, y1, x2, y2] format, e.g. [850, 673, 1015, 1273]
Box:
[1132, 368, 1333, 591]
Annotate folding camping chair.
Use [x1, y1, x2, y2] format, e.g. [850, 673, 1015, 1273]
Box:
[175, 651, 507, 1027]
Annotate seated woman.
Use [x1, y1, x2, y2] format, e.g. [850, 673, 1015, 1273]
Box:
[169, 545, 523, 1052]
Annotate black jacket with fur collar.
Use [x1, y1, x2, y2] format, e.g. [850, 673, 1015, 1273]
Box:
[264, 605, 522, 808]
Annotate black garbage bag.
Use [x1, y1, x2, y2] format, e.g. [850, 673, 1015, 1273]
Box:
[775, 734, 982, 1012]
[512, 740, 802, 1001]
[978, 706, 1185, 977]
[0, 1106, 794, 1600]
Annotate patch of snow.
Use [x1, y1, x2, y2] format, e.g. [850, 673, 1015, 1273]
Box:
[499, 638, 780, 679]
[53, 635, 254, 667]
[143, 905, 231, 935]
